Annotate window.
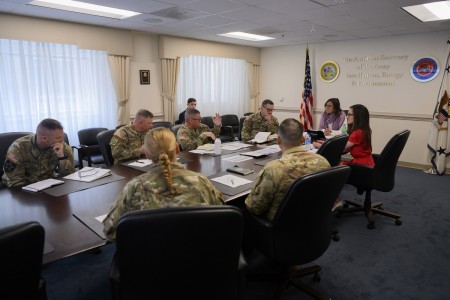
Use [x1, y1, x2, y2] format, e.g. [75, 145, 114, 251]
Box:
[0, 39, 117, 145]
[176, 55, 249, 118]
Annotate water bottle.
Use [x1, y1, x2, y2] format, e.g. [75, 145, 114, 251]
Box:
[341, 123, 347, 135]
[214, 138, 221, 155]
[304, 133, 311, 151]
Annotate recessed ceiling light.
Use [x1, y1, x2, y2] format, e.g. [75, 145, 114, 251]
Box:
[218, 32, 275, 42]
[403, 1, 450, 22]
[28, 0, 141, 19]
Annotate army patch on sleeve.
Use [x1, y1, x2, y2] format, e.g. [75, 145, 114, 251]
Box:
[3, 159, 17, 172]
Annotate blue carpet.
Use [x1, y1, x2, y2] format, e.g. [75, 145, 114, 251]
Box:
[42, 167, 450, 300]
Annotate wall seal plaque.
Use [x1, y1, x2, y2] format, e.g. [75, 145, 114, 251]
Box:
[411, 57, 439, 82]
[320, 61, 339, 82]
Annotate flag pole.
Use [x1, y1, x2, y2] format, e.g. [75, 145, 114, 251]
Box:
[426, 36, 450, 175]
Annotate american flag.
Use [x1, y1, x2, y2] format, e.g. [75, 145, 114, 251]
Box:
[300, 47, 314, 131]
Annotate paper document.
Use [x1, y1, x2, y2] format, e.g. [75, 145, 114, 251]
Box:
[222, 155, 253, 163]
[22, 178, 64, 192]
[211, 174, 253, 188]
[95, 214, 107, 223]
[248, 132, 271, 144]
[128, 159, 153, 167]
[64, 167, 112, 182]
[221, 142, 251, 151]
[241, 144, 281, 157]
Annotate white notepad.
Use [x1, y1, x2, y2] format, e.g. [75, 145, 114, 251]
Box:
[63, 167, 112, 182]
[22, 178, 64, 192]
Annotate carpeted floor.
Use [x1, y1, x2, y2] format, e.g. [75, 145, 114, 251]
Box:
[42, 166, 450, 300]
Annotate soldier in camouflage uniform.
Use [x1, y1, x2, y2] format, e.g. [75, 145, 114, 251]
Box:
[245, 118, 330, 222]
[103, 127, 224, 241]
[110, 109, 153, 164]
[176, 108, 222, 151]
[241, 99, 279, 142]
[2, 118, 75, 187]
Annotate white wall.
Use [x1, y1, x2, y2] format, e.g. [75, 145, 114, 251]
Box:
[129, 32, 163, 120]
[260, 31, 449, 169]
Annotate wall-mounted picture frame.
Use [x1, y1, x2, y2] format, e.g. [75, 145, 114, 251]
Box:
[140, 70, 150, 84]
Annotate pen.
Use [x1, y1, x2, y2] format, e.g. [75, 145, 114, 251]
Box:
[135, 160, 144, 164]
[230, 178, 235, 186]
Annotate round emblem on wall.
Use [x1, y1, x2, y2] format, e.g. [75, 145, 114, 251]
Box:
[320, 61, 340, 83]
[411, 57, 439, 82]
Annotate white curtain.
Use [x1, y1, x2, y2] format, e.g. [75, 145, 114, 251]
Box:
[108, 55, 130, 126]
[176, 55, 249, 118]
[0, 39, 117, 145]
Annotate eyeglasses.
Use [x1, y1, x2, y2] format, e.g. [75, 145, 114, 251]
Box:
[78, 167, 98, 178]
[191, 118, 201, 121]
[325, 104, 333, 108]
[347, 113, 354, 116]
[263, 106, 275, 113]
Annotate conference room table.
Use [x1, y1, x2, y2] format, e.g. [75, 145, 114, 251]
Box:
[0, 143, 278, 264]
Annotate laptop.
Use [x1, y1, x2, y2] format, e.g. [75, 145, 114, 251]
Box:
[307, 130, 326, 142]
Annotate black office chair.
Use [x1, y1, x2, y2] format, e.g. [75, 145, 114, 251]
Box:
[238, 116, 247, 141]
[152, 121, 172, 129]
[0, 131, 32, 178]
[0, 221, 47, 300]
[316, 135, 349, 167]
[171, 124, 183, 151]
[243, 112, 254, 116]
[110, 206, 246, 300]
[77, 127, 108, 167]
[337, 129, 411, 229]
[221, 114, 240, 140]
[97, 129, 116, 167]
[244, 165, 351, 300]
[200, 116, 234, 142]
[201, 116, 214, 129]
[63, 133, 81, 169]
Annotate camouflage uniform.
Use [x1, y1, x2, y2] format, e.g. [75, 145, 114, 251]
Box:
[241, 112, 279, 142]
[110, 124, 149, 164]
[245, 146, 330, 221]
[2, 134, 75, 187]
[176, 124, 221, 151]
[103, 162, 224, 241]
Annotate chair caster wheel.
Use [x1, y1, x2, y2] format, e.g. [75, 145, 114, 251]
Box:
[332, 234, 340, 242]
[395, 219, 402, 226]
[367, 222, 375, 230]
[313, 273, 321, 282]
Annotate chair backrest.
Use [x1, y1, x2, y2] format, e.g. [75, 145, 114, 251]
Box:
[97, 129, 116, 166]
[373, 129, 410, 192]
[201, 116, 214, 129]
[77, 127, 108, 165]
[222, 114, 239, 128]
[271, 165, 351, 265]
[239, 116, 246, 140]
[316, 134, 349, 166]
[78, 127, 108, 146]
[114, 206, 243, 300]
[243, 112, 254, 116]
[0, 221, 45, 299]
[0, 132, 32, 177]
[152, 121, 172, 129]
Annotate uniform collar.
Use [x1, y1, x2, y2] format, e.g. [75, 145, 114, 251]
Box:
[282, 146, 305, 156]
